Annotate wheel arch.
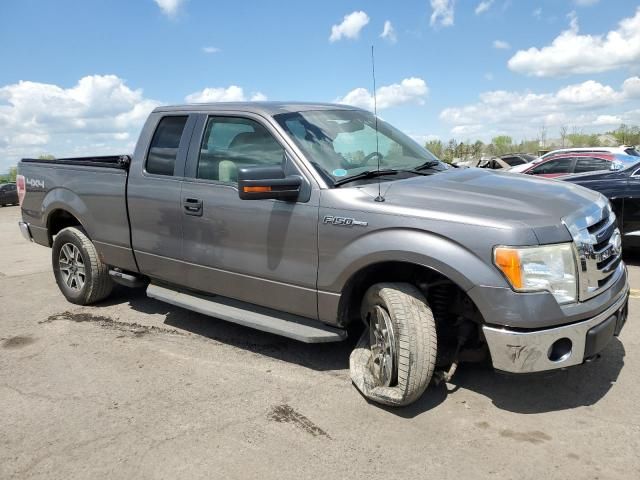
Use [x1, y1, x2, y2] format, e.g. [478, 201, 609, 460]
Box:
[42, 187, 91, 245]
[335, 260, 475, 327]
[47, 208, 84, 243]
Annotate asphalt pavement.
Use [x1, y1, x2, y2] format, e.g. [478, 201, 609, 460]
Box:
[1, 205, 639, 479]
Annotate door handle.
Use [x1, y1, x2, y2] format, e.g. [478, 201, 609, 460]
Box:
[183, 198, 203, 216]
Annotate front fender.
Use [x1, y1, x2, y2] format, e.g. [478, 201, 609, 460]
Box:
[319, 228, 505, 293]
[317, 228, 508, 325]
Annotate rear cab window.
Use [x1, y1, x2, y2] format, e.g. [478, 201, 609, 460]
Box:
[146, 116, 189, 176]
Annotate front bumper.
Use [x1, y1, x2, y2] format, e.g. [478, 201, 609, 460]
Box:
[482, 281, 629, 373]
[18, 221, 33, 242]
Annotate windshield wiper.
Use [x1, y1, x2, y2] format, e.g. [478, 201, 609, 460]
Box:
[333, 169, 400, 187]
[412, 160, 441, 171]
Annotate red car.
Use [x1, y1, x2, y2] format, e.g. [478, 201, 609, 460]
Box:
[521, 151, 637, 178]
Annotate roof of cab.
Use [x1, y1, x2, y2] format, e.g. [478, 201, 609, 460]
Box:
[152, 102, 362, 116]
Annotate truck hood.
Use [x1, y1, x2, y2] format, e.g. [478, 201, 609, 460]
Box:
[357, 168, 603, 243]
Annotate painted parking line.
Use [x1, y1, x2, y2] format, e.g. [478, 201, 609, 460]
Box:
[629, 289, 640, 299]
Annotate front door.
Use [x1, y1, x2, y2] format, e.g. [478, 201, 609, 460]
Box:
[180, 114, 319, 320]
[623, 169, 640, 238]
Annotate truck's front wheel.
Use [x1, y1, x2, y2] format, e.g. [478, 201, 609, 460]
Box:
[350, 283, 437, 407]
[52, 227, 114, 305]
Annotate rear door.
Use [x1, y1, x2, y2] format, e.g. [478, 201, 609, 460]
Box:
[128, 113, 196, 284]
[573, 156, 611, 174]
[179, 113, 320, 319]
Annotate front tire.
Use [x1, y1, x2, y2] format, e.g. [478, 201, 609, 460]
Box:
[52, 227, 114, 305]
[350, 283, 437, 407]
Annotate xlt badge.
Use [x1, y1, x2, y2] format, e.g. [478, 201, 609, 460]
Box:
[323, 215, 368, 227]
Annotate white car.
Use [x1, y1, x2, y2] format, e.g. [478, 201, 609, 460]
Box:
[509, 146, 640, 173]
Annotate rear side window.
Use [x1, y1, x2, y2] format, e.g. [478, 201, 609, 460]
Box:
[574, 157, 610, 173]
[532, 158, 573, 174]
[146, 116, 188, 176]
[197, 117, 284, 183]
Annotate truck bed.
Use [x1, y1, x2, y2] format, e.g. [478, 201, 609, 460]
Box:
[21, 155, 130, 169]
[18, 155, 137, 272]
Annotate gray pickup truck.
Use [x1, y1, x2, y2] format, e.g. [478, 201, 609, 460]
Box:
[17, 102, 629, 406]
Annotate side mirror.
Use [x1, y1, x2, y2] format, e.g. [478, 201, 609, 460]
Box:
[238, 165, 302, 201]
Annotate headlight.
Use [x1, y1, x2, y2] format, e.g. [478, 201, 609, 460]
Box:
[493, 243, 577, 304]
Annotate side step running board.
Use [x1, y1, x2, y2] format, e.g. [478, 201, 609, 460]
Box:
[146, 284, 347, 343]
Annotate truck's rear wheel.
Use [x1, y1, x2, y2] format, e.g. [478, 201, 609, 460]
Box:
[350, 283, 437, 407]
[52, 227, 114, 305]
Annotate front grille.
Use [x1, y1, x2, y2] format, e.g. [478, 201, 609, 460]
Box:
[563, 198, 623, 301]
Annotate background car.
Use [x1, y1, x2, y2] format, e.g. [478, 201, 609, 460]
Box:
[518, 152, 638, 178]
[456, 154, 533, 170]
[0, 183, 18, 206]
[509, 146, 640, 173]
[562, 161, 640, 247]
[540, 145, 640, 159]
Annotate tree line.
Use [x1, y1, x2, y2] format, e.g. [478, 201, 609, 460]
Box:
[425, 124, 640, 163]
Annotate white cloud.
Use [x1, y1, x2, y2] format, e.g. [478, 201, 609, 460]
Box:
[430, 0, 455, 28]
[0, 75, 161, 172]
[154, 0, 186, 17]
[336, 77, 428, 111]
[185, 86, 267, 103]
[475, 0, 494, 15]
[532, 8, 542, 19]
[329, 11, 370, 42]
[508, 8, 640, 77]
[380, 21, 397, 43]
[250, 92, 268, 102]
[202, 46, 220, 54]
[593, 114, 622, 126]
[440, 76, 640, 139]
[574, 0, 599, 6]
[493, 40, 510, 49]
[411, 133, 440, 145]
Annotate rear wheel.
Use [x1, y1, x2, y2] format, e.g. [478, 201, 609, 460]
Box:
[350, 282, 437, 407]
[52, 227, 114, 305]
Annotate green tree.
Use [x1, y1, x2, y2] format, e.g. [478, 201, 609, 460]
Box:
[491, 136, 513, 155]
[425, 140, 444, 159]
[37, 154, 55, 160]
[472, 140, 484, 157]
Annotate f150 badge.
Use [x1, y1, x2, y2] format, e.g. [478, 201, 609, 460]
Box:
[323, 215, 368, 227]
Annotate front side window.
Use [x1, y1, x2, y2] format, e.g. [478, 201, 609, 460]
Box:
[532, 158, 573, 174]
[274, 109, 445, 184]
[146, 116, 188, 176]
[197, 117, 284, 183]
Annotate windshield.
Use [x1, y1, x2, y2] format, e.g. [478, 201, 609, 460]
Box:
[274, 109, 447, 185]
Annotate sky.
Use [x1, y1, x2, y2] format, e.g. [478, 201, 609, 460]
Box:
[1, 0, 639, 173]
